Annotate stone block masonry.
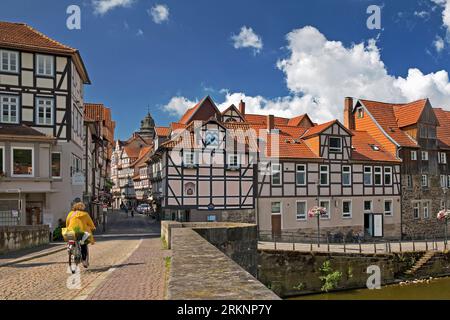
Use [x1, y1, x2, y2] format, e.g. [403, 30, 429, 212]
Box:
[0, 225, 49, 254]
[167, 227, 279, 300]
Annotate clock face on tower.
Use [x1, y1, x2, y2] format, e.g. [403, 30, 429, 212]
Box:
[205, 130, 219, 148]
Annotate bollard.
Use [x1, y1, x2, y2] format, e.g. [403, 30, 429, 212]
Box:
[399, 240, 402, 253]
[373, 242, 377, 254]
[425, 238, 428, 251]
[412, 238, 416, 252]
[292, 233, 295, 251]
[359, 239, 362, 254]
[327, 236, 330, 253]
[343, 238, 346, 253]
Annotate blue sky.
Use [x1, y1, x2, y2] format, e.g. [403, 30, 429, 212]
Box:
[1, 0, 450, 139]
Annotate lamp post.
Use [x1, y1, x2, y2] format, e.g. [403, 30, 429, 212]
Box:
[308, 182, 327, 248]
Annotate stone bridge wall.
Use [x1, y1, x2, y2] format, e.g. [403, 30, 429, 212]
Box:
[0, 225, 49, 254]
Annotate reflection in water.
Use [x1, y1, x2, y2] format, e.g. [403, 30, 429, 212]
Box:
[292, 277, 450, 300]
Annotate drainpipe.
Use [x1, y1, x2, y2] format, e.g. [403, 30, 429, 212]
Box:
[397, 146, 403, 240]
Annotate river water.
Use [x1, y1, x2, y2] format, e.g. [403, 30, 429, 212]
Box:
[292, 277, 450, 300]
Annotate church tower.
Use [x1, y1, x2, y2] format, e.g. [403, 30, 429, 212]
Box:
[138, 112, 155, 138]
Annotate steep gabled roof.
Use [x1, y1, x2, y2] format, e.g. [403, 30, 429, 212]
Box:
[155, 126, 170, 137]
[221, 104, 245, 120]
[0, 21, 90, 84]
[351, 130, 400, 162]
[287, 114, 313, 127]
[393, 99, 428, 128]
[179, 96, 221, 124]
[358, 99, 419, 148]
[434, 108, 450, 149]
[244, 114, 290, 126]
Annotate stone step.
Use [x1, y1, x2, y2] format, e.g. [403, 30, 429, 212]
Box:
[404, 251, 437, 275]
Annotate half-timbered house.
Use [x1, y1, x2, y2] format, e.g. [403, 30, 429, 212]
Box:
[0, 21, 90, 227]
[346, 97, 450, 238]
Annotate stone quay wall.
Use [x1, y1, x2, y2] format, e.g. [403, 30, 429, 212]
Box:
[0, 225, 49, 254]
[167, 227, 279, 300]
[258, 249, 425, 298]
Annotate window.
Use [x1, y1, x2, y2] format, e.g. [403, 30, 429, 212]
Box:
[36, 54, 54, 76]
[441, 175, 447, 188]
[51, 152, 61, 178]
[296, 201, 307, 220]
[1, 95, 19, 123]
[320, 165, 329, 185]
[71, 154, 82, 175]
[296, 164, 306, 186]
[364, 166, 372, 185]
[227, 154, 239, 169]
[271, 202, 281, 215]
[271, 163, 281, 185]
[423, 201, 429, 219]
[448, 175, 450, 189]
[342, 200, 352, 218]
[36, 97, 54, 125]
[319, 200, 330, 219]
[342, 165, 351, 186]
[12, 148, 33, 177]
[384, 200, 393, 216]
[413, 202, 420, 219]
[411, 151, 417, 161]
[421, 174, 428, 187]
[0, 147, 3, 175]
[374, 167, 382, 185]
[329, 137, 342, 152]
[183, 151, 195, 167]
[406, 175, 412, 188]
[0, 50, 19, 73]
[441, 200, 446, 210]
[384, 167, 392, 185]
[421, 151, 428, 161]
[439, 152, 447, 164]
[364, 200, 372, 212]
[207, 215, 216, 222]
[357, 108, 364, 118]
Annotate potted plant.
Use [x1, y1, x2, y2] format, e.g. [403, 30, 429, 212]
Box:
[308, 206, 327, 247]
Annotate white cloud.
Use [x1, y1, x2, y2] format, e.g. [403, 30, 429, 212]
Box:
[434, 35, 445, 52]
[92, 0, 135, 15]
[432, 0, 450, 37]
[136, 29, 144, 36]
[414, 10, 430, 18]
[149, 4, 169, 24]
[163, 97, 198, 116]
[164, 26, 450, 124]
[231, 26, 263, 54]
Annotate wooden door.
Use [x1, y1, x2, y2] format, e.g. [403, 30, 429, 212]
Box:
[271, 215, 281, 238]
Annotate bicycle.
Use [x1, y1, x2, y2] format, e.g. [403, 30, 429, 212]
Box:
[67, 234, 89, 274]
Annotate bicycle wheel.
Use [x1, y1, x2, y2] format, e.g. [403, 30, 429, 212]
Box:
[68, 250, 77, 274]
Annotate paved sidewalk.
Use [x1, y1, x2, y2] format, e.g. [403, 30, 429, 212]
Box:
[88, 237, 170, 300]
[0, 243, 66, 267]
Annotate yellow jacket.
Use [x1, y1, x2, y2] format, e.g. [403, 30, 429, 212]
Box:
[66, 210, 96, 244]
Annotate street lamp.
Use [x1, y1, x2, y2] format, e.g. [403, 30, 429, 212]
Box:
[308, 182, 327, 247]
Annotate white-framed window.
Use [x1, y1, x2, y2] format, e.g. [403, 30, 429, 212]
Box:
[421, 174, 428, 187]
[342, 200, 352, 218]
[423, 201, 430, 219]
[227, 154, 239, 169]
[271, 163, 282, 186]
[0, 49, 19, 73]
[413, 202, 420, 219]
[406, 175, 412, 188]
[0, 146, 4, 175]
[411, 151, 417, 161]
[271, 201, 281, 215]
[357, 108, 364, 119]
[320, 200, 330, 219]
[296, 201, 307, 221]
[36, 97, 54, 125]
[441, 175, 447, 188]
[183, 151, 195, 167]
[320, 165, 329, 185]
[439, 152, 447, 164]
[384, 200, 393, 216]
[384, 167, 392, 185]
[296, 164, 306, 186]
[421, 151, 429, 161]
[342, 165, 351, 186]
[364, 166, 372, 185]
[51, 152, 61, 178]
[441, 200, 446, 210]
[36, 54, 54, 76]
[0, 95, 19, 123]
[71, 154, 82, 175]
[364, 200, 372, 212]
[374, 166, 382, 185]
[11, 147, 33, 177]
[329, 137, 342, 153]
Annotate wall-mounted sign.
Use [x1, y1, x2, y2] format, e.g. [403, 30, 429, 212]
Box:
[72, 173, 85, 186]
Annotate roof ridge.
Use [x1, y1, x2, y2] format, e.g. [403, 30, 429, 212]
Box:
[22, 23, 76, 52]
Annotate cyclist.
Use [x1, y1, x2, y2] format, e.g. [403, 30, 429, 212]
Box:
[65, 202, 96, 268]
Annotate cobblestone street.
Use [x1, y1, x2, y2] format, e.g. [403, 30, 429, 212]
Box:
[0, 211, 170, 300]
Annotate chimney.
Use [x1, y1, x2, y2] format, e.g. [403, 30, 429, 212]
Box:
[267, 114, 275, 132]
[239, 100, 246, 115]
[344, 97, 355, 130]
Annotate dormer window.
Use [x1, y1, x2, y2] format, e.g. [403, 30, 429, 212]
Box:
[183, 151, 195, 167]
[329, 137, 342, 153]
[370, 144, 380, 151]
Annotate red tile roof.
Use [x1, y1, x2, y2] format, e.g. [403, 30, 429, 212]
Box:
[434, 108, 450, 149]
[359, 99, 419, 148]
[301, 120, 337, 139]
[393, 99, 428, 128]
[244, 114, 290, 126]
[155, 126, 170, 137]
[351, 130, 400, 162]
[0, 21, 90, 83]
